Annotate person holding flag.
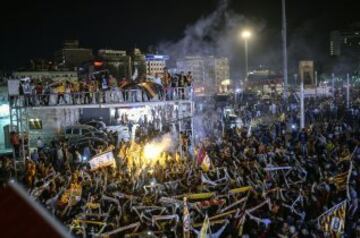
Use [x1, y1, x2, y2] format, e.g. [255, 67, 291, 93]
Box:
[201, 153, 211, 172]
[196, 145, 211, 172]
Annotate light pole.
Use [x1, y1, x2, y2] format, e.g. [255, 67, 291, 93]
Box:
[282, 0, 288, 99]
[346, 73, 350, 109]
[241, 30, 251, 82]
[300, 78, 305, 129]
[315, 71, 318, 98]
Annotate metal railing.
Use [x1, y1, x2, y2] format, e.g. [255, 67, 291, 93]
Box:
[9, 87, 193, 108]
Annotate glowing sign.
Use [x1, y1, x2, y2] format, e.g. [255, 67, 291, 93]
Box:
[145, 54, 169, 61]
[94, 61, 104, 67]
[0, 104, 9, 118]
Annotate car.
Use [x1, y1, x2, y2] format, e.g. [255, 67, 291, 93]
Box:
[83, 130, 109, 141]
[82, 120, 107, 131]
[63, 125, 103, 140]
[106, 125, 131, 142]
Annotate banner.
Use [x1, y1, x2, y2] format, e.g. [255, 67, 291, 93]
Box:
[7, 79, 20, 96]
[89, 151, 116, 171]
[229, 186, 252, 194]
[318, 200, 347, 237]
[187, 192, 215, 200]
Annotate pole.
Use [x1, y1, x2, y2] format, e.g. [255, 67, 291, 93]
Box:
[190, 101, 195, 156]
[294, 74, 298, 100]
[300, 79, 305, 129]
[282, 0, 288, 98]
[346, 73, 350, 109]
[244, 39, 249, 81]
[314, 71, 318, 98]
[331, 73, 335, 98]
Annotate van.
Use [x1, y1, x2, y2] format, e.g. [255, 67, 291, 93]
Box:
[106, 125, 130, 142]
[63, 125, 105, 140]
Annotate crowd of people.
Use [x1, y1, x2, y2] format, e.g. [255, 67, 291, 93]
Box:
[1, 87, 360, 237]
[10, 69, 193, 107]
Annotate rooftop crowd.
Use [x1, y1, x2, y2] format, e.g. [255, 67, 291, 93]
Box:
[10, 70, 193, 107]
[1, 86, 360, 237]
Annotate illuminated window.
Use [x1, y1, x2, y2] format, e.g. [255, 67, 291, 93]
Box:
[29, 119, 42, 130]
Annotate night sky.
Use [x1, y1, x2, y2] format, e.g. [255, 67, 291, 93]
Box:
[0, 0, 358, 70]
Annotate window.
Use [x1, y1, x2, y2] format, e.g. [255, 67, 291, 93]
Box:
[65, 128, 72, 134]
[82, 129, 90, 135]
[72, 128, 80, 135]
[29, 119, 43, 130]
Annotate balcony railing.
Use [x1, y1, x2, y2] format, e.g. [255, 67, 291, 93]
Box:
[9, 87, 193, 108]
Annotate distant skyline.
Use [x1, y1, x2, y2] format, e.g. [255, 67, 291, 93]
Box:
[0, 0, 359, 71]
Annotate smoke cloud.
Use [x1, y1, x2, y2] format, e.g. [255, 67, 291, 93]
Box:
[157, 0, 266, 80]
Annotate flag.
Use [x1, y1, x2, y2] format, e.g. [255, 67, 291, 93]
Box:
[333, 172, 348, 191]
[183, 197, 191, 238]
[318, 200, 347, 237]
[229, 186, 253, 194]
[237, 214, 246, 237]
[196, 146, 206, 165]
[328, 171, 348, 191]
[201, 173, 218, 186]
[279, 113, 285, 122]
[201, 154, 211, 172]
[247, 123, 252, 137]
[138, 82, 157, 98]
[187, 192, 215, 200]
[200, 215, 209, 238]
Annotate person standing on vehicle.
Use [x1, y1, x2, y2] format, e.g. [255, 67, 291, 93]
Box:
[57, 82, 67, 104]
[177, 71, 185, 99]
[43, 82, 51, 105]
[23, 79, 32, 106]
[185, 71, 192, 99]
[101, 75, 109, 103]
[83, 81, 91, 104]
[35, 82, 43, 105]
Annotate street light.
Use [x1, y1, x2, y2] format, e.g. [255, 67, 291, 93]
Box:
[240, 30, 252, 82]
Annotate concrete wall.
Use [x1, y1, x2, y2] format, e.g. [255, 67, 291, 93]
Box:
[28, 108, 80, 144]
[80, 108, 110, 125]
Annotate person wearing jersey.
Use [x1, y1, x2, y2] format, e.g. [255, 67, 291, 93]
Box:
[71, 81, 80, 104]
[22, 80, 32, 106]
[35, 82, 43, 105]
[101, 75, 109, 103]
[57, 82, 67, 104]
[185, 71, 192, 99]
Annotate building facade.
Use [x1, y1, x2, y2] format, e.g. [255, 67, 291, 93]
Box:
[176, 56, 230, 94]
[145, 54, 169, 77]
[55, 40, 94, 70]
[98, 49, 132, 79]
[132, 48, 147, 79]
[12, 71, 78, 81]
[330, 30, 360, 56]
